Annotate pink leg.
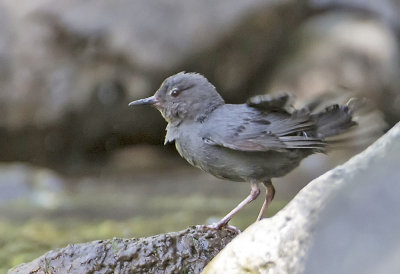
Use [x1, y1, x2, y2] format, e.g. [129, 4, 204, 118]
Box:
[210, 182, 260, 230]
[257, 180, 275, 221]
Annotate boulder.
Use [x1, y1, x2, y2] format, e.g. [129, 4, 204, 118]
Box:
[1, 0, 399, 170]
[0, 0, 311, 168]
[264, 11, 400, 126]
[7, 124, 399, 273]
[0, 163, 65, 209]
[202, 122, 400, 273]
[304, 123, 400, 273]
[8, 226, 238, 274]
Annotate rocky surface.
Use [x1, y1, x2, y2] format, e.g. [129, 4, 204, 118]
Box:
[0, 0, 313, 169]
[6, 124, 398, 273]
[4, 0, 399, 170]
[8, 226, 238, 274]
[2, 1, 400, 273]
[304, 123, 400, 273]
[7, 124, 398, 274]
[202, 122, 400, 274]
[264, 11, 400, 125]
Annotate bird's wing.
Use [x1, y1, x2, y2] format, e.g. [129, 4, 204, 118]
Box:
[202, 105, 326, 152]
[246, 93, 292, 113]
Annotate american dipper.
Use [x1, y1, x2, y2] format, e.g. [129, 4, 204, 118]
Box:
[129, 72, 356, 229]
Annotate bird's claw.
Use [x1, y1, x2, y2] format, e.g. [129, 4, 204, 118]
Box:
[196, 223, 241, 234]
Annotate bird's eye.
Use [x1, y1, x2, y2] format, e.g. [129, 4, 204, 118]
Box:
[169, 87, 180, 97]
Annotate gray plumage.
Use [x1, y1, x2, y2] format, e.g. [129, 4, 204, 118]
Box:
[129, 72, 357, 230]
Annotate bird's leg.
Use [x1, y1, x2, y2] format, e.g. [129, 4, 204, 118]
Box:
[256, 179, 275, 221]
[209, 182, 261, 230]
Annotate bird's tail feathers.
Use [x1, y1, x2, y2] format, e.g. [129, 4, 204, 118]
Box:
[312, 97, 386, 149]
[312, 104, 356, 138]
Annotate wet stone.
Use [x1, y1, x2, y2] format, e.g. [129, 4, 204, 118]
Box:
[8, 225, 238, 274]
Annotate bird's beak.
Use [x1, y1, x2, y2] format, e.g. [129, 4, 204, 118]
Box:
[128, 96, 158, 107]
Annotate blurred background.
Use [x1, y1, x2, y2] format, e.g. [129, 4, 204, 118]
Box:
[1, 0, 400, 271]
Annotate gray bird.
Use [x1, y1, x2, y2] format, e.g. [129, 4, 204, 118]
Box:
[129, 72, 356, 230]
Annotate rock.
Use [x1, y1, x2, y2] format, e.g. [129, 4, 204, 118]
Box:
[0, 1, 12, 83]
[2, 0, 398, 171]
[0, 0, 303, 129]
[0, 163, 65, 209]
[264, 11, 400, 126]
[183, 0, 311, 103]
[304, 123, 400, 273]
[202, 122, 400, 273]
[0, 0, 312, 169]
[310, 0, 400, 30]
[8, 226, 238, 274]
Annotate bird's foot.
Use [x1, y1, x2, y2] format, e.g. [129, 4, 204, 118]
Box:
[197, 223, 241, 234]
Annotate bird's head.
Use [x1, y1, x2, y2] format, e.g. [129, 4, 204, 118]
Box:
[129, 72, 224, 124]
